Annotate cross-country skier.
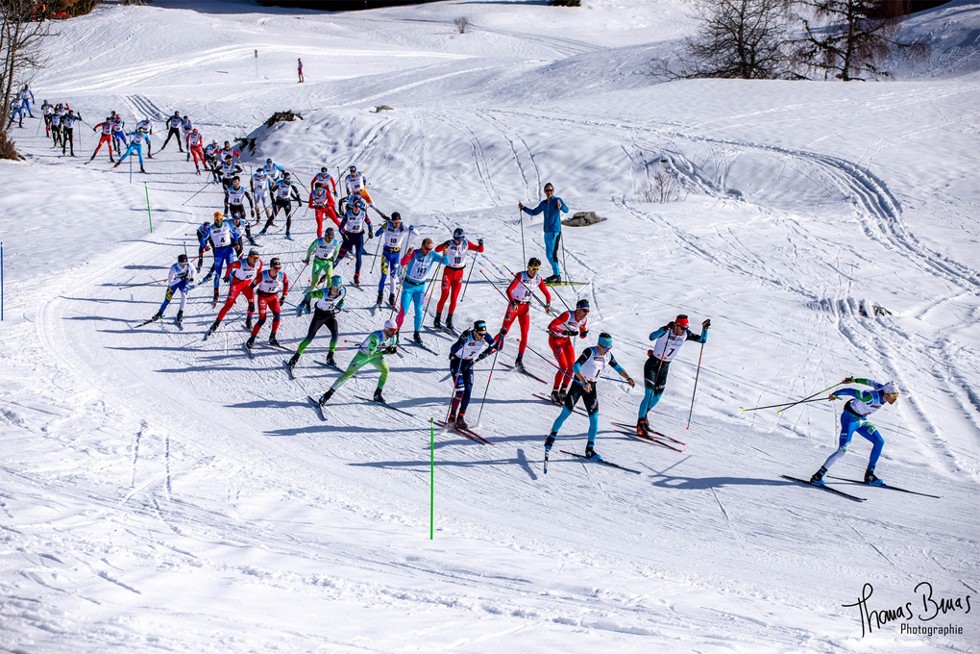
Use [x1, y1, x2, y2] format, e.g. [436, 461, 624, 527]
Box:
[246, 257, 289, 349]
[251, 167, 274, 221]
[518, 182, 568, 283]
[18, 84, 35, 117]
[261, 171, 303, 239]
[217, 154, 244, 192]
[180, 115, 194, 155]
[309, 180, 339, 237]
[547, 299, 591, 402]
[310, 166, 338, 195]
[343, 165, 374, 206]
[261, 157, 283, 180]
[113, 127, 150, 173]
[545, 333, 635, 460]
[7, 98, 25, 129]
[298, 227, 341, 314]
[288, 274, 346, 369]
[433, 228, 485, 330]
[159, 111, 184, 152]
[200, 211, 240, 305]
[809, 378, 901, 487]
[110, 115, 128, 155]
[334, 195, 374, 285]
[375, 212, 417, 307]
[187, 127, 205, 173]
[205, 248, 262, 337]
[447, 319, 500, 429]
[49, 105, 63, 145]
[60, 109, 82, 157]
[203, 140, 221, 181]
[146, 254, 195, 328]
[396, 238, 451, 345]
[89, 116, 116, 162]
[224, 176, 256, 242]
[317, 318, 399, 406]
[41, 100, 53, 137]
[497, 257, 553, 369]
[636, 315, 709, 435]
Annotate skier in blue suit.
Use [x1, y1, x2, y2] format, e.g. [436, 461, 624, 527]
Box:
[519, 182, 568, 283]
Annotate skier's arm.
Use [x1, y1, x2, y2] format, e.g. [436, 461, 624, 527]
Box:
[434, 241, 449, 254]
[281, 274, 289, 300]
[522, 200, 546, 217]
[468, 239, 485, 253]
[649, 327, 668, 341]
[608, 354, 634, 386]
[305, 239, 318, 262]
[555, 196, 569, 214]
[506, 274, 521, 303]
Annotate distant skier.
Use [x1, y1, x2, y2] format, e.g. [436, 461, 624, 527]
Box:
[224, 175, 256, 243]
[261, 171, 303, 239]
[809, 378, 901, 487]
[245, 257, 289, 349]
[497, 257, 552, 370]
[159, 111, 184, 152]
[187, 127, 205, 173]
[217, 154, 244, 192]
[317, 318, 400, 406]
[396, 238, 450, 345]
[636, 314, 709, 435]
[433, 228, 484, 331]
[89, 117, 116, 162]
[18, 84, 35, 117]
[298, 228, 342, 314]
[136, 117, 154, 158]
[309, 180, 339, 237]
[547, 299, 591, 403]
[261, 157, 284, 180]
[206, 249, 262, 337]
[545, 333, 634, 460]
[310, 166, 338, 195]
[110, 114, 128, 154]
[447, 320, 500, 429]
[41, 100, 53, 137]
[180, 114, 194, 155]
[288, 274, 347, 369]
[375, 212, 417, 307]
[297, 57, 304, 83]
[113, 127, 150, 173]
[251, 167, 274, 221]
[6, 98, 24, 128]
[518, 182, 568, 283]
[146, 254, 195, 328]
[334, 195, 374, 285]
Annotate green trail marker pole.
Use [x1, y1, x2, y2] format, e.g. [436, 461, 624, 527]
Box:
[429, 418, 435, 540]
[144, 182, 153, 233]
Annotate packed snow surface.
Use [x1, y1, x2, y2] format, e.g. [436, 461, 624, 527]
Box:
[1, 0, 978, 651]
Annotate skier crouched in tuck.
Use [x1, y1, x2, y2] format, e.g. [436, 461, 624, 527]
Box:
[318, 319, 400, 406]
[810, 378, 900, 487]
[545, 333, 634, 460]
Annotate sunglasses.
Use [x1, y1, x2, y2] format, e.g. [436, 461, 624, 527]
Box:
[544, 188, 554, 193]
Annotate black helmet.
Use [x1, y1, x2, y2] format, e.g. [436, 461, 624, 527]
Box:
[270, 257, 282, 267]
[247, 248, 260, 257]
[177, 254, 189, 263]
[576, 299, 590, 311]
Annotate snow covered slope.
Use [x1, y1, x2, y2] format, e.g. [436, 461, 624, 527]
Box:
[1, 1, 978, 651]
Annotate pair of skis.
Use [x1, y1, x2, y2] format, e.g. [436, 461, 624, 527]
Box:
[781, 475, 940, 502]
[610, 421, 684, 453]
[544, 448, 641, 475]
[307, 394, 414, 422]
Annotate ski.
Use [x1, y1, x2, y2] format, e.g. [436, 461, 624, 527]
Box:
[316, 359, 342, 372]
[513, 363, 547, 384]
[532, 392, 585, 416]
[612, 421, 686, 446]
[616, 429, 684, 453]
[243, 342, 255, 359]
[546, 280, 588, 287]
[132, 317, 160, 329]
[410, 340, 438, 355]
[780, 475, 866, 502]
[355, 395, 414, 417]
[436, 420, 492, 445]
[828, 476, 940, 499]
[284, 360, 296, 380]
[559, 449, 641, 474]
[543, 448, 550, 474]
[308, 395, 326, 421]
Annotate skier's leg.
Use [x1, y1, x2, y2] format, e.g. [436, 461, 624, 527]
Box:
[857, 422, 885, 469]
[821, 413, 860, 471]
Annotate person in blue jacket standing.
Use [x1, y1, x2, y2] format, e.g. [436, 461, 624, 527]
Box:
[810, 377, 900, 486]
[518, 182, 568, 283]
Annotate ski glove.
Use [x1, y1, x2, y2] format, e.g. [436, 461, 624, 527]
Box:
[476, 350, 492, 362]
[702, 318, 711, 329]
[478, 238, 484, 247]
[580, 330, 588, 338]
[385, 346, 398, 355]
[665, 322, 676, 331]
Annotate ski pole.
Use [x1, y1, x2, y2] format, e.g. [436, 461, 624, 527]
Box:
[741, 397, 829, 412]
[458, 252, 479, 303]
[685, 342, 705, 430]
[475, 349, 500, 428]
[369, 227, 384, 274]
[775, 382, 842, 414]
[518, 206, 526, 263]
[501, 263, 551, 312]
[422, 262, 443, 318]
[559, 231, 570, 283]
[182, 179, 213, 206]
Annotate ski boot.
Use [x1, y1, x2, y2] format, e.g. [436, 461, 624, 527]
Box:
[549, 389, 562, 404]
[205, 319, 220, 338]
[325, 351, 336, 367]
[140, 166, 147, 174]
[245, 315, 253, 330]
[413, 331, 423, 345]
[285, 231, 291, 240]
[174, 310, 183, 328]
[245, 335, 255, 349]
[558, 388, 568, 402]
[353, 273, 360, 287]
[810, 466, 828, 486]
[287, 353, 299, 368]
[433, 313, 442, 329]
[388, 293, 395, 307]
[373, 388, 386, 404]
[544, 431, 557, 451]
[585, 444, 601, 460]
[636, 418, 650, 436]
[376, 292, 384, 307]
[149, 311, 162, 323]
[455, 414, 468, 430]
[446, 314, 454, 330]
[269, 334, 280, 347]
[514, 354, 524, 370]
[318, 389, 334, 406]
[212, 289, 219, 308]
[864, 467, 883, 487]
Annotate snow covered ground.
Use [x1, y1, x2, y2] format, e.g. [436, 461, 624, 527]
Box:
[1, 0, 978, 651]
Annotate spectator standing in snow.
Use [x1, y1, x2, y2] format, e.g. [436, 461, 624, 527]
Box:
[519, 182, 569, 283]
[297, 58, 304, 83]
